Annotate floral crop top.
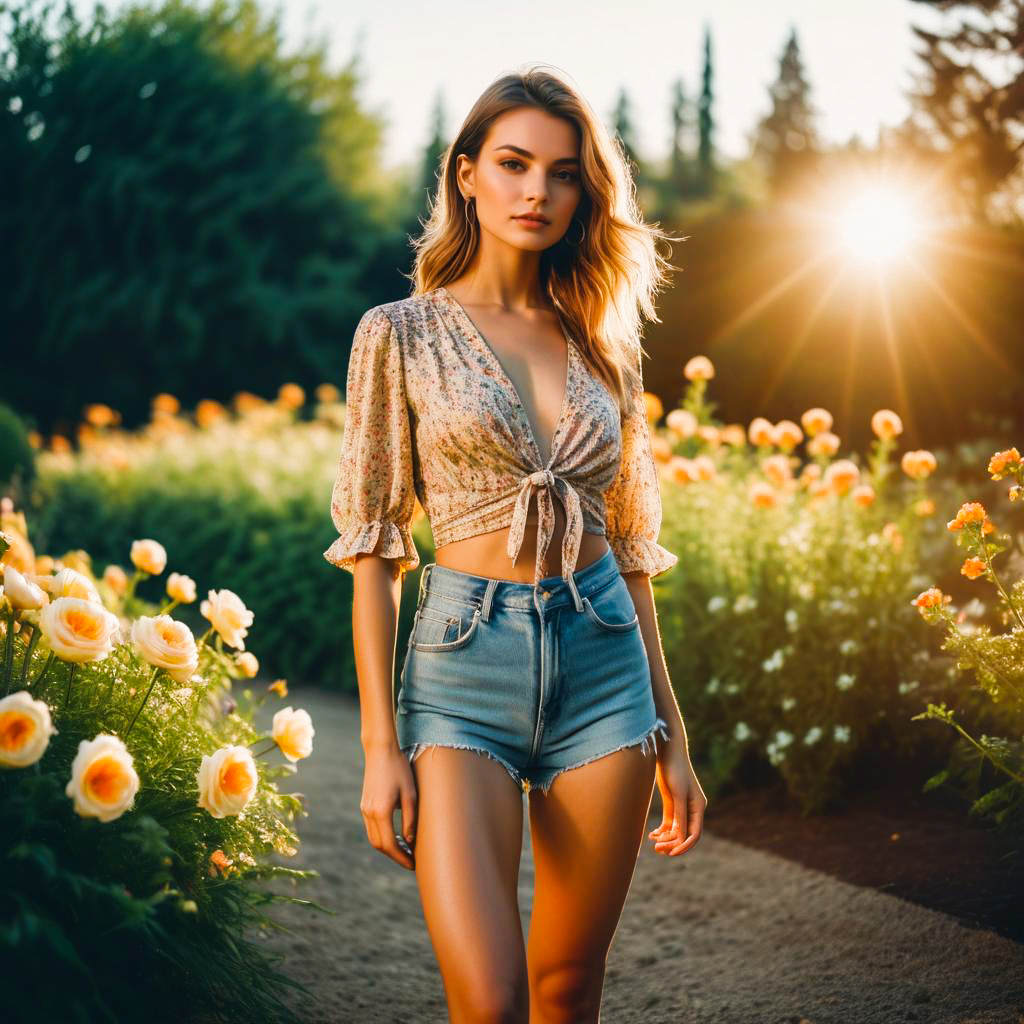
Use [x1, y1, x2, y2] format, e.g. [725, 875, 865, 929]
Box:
[323, 285, 678, 586]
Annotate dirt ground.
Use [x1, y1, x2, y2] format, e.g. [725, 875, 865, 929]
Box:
[248, 686, 1024, 1024]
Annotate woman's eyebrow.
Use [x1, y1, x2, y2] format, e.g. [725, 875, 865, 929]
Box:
[493, 144, 579, 165]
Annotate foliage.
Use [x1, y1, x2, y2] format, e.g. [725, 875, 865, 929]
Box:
[0, 522, 328, 1023]
[0, 401, 35, 497]
[910, 446, 1024, 848]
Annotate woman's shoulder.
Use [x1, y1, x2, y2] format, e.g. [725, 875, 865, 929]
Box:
[358, 291, 439, 342]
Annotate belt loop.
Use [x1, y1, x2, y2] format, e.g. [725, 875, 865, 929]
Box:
[566, 569, 584, 613]
[418, 562, 435, 605]
[480, 578, 498, 622]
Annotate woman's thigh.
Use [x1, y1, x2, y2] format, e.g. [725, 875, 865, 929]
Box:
[525, 743, 657, 1017]
[411, 744, 530, 1019]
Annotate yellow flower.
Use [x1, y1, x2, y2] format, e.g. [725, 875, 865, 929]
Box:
[901, 449, 937, 480]
[39, 596, 120, 663]
[824, 459, 860, 495]
[195, 399, 228, 429]
[871, 409, 903, 439]
[131, 614, 200, 683]
[666, 409, 698, 439]
[315, 383, 341, 404]
[200, 589, 254, 651]
[806, 431, 840, 458]
[0, 691, 57, 768]
[37, 567, 102, 604]
[642, 391, 663, 425]
[209, 849, 235, 877]
[84, 403, 119, 429]
[852, 483, 875, 507]
[911, 587, 951, 616]
[103, 564, 128, 596]
[915, 497, 935, 517]
[166, 572, 197, 604]
[772, 420, 804, 451]
[151, 393, 180, 416]
[749, 481, 778, 508]
[748, 417, 775, 447]
[236, 652, 260, 678]
[720, 424, 747, 447]
[881, 522, 904, 552]
[65, 734, 140, 822]
[683, 355, 715, 381]
[196, 745, 258, 819]
[277, 383, 305, 410]
[130, 539, 167, 576]
[946, 501, 987, 531]
[760, 454, 793, 489]
[271, 706, 315, 763]
[988, 447, 1020, 480]
[268, 678, 288, 697]
[692, 455, 717, 482]
[800, 407, 833, 437]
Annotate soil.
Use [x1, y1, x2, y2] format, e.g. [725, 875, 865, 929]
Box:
[703, 769, 1024, 946]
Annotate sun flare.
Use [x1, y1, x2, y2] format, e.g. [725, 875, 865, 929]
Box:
[836, 187, 922, 265]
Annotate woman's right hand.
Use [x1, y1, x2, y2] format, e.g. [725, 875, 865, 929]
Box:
[360, 744, 418, 870]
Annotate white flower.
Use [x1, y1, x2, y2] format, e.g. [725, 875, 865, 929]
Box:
[898, 680, 920, 695]
[781, 695, 797, 711]
[65, 734, 140, 822]
[2, 565, 49, 610]
[734, 721, 752, 742]
[36, 567, 101, 604]
[131, 614, 199, 683]
[796, 581, 815, 600]
[271, 706, 315, 763]
[784, 608, 799, 631]
[723, 682, 741, 695]
[836, 673, 856, 691]
[762, 648, 786, 672]
[39, 596, 121, 663]
[774, 730, 794, 747]
[130, 539, 167, 576]
[733, 594, 757, 613]
[803, 725, 823, 745]
[707, 595, 728, 614]
[166, 572, 197, 603]
[236, 651, 259, 678]
[196, 745, 258, 818]
[839, 638, 858, 656]
[705, 676, 720, 695]
[199, 589, 254, 651]
[0, 691, 57, 767]
[833, 724, 851, 743]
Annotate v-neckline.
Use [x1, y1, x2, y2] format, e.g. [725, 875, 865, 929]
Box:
[436, 285, 574, 469]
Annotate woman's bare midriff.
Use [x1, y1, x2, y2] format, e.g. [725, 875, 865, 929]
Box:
[433, 496, 611, 583]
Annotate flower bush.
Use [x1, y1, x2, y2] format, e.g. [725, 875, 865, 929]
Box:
[0, 510, 323, 1024]
[649, 356, 975, 813]
[910, 448, 1024, 843]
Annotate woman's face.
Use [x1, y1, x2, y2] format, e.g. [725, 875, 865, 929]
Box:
[458, 107, 583, 252]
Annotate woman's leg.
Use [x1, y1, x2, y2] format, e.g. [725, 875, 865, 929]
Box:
[411, 745, 531, 1023]
[525, 744, 658, 1024]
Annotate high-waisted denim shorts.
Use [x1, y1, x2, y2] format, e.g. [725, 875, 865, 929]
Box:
[395, 545, 669, 796]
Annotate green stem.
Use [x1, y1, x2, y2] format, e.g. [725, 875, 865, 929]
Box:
[943, 713, 1024, 785]
[61, 662, 78, 716]
[18, 624, 41, 691]
[978, 528, 1024, 632]
[123, 665, 162, 740]
[30, 651, 57, 693]
[2, 610, 15, 695]
[251, 740, 278, 758]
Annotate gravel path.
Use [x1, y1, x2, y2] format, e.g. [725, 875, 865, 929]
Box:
[250, 686, 1024, 1024]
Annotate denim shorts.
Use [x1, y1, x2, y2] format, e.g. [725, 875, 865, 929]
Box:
[395, 545, 669, 796]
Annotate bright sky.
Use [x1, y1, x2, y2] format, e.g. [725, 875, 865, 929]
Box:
[73, 0, 938, 171]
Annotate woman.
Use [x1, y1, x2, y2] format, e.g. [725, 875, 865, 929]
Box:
[325, 64, 707, 1023]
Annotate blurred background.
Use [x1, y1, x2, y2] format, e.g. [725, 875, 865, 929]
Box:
[2, 0, 1022, 450]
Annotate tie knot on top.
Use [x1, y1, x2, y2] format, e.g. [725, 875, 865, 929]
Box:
[527, 469, 555, 488]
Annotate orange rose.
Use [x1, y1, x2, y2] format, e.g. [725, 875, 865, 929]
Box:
[960, 557, 986, 580]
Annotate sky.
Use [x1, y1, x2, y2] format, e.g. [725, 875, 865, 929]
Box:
[73, 0, 940, 172]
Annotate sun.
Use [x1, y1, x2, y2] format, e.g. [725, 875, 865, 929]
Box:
[835, 187, 922, 265]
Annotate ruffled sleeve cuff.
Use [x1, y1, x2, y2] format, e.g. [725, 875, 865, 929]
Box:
[323, 520, 420, 576]
[607, 535, 679, 579]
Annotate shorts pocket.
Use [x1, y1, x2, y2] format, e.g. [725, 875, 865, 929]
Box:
[582, 577, 640, 633]
[410, 604, 481, 652]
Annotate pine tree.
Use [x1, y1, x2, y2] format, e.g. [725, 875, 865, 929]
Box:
[751, 26, 820, 198]
[906, 0, 1024, 224]
[612, 86, 643, 181]
[669, 76, 692, 195]
[418, 90, 447, 210]
[697, 24, 715, 195]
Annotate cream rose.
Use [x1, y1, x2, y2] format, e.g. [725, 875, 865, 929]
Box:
[236, 651, 259, 678]
[196, 745, 259, 818]
[65, 734, 140, 822]
[131, 614, 200, 683]
[130, 539, 167, 576]
[39, 596, 121, 662]
[2, 564, 49, 611]
[36, 567, 101, 604]
[166, 572, 197, 603]
[0, 691, 57, 768]
[103, 564, 128, 596]
[271, 706, 315, 763]
[200, 589, 254, 651]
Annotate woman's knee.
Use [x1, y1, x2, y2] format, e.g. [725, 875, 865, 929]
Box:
[529, 960, 604, 1022]
[450, 972, 529, 1023]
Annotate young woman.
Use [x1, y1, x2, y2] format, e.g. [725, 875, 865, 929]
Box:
[325, 65, 707, 1023]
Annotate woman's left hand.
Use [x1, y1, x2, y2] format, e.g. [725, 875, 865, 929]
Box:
[648, 741, 707, 857]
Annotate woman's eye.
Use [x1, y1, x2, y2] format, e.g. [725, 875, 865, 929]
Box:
[500, 159, 524, 171]
[498, 159, 578, 183]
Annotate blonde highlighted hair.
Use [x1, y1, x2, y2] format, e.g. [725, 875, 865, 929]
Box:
[407, 64, 685, 419]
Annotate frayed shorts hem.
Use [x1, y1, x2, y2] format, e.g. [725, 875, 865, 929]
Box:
[402, 716, 670, 796]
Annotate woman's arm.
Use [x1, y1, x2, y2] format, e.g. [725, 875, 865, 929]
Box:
[623, 571, 707, 858]
[352, 553, 405, 752]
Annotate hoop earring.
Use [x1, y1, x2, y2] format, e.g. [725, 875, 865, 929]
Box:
[464, 197, 476, 227]
[566, 217, 586, 246]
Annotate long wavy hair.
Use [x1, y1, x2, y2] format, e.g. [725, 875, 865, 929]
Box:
[407, 64, 685, 419]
